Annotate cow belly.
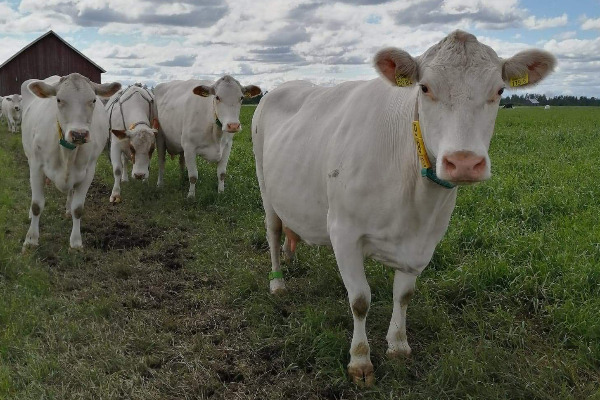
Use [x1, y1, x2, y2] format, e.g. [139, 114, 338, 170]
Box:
[263, 158, 330, 246]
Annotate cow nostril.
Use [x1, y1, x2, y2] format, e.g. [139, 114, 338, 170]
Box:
[473, 157, 486, 173]
[443, 157, 457, 173]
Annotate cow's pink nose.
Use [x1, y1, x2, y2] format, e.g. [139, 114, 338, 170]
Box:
[69, 130, 89, 144]
[226, 122, 240, 132]
[442, 151, 486, 181]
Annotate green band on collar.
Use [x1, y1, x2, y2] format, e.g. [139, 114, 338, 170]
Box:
[215, 117, 222, 128]
[269, 271, 284, 280]
[59, 138, 77, 150]
[422, 168, 455, 189]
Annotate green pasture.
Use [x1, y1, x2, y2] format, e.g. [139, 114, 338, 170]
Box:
[1, 106, 600, 399]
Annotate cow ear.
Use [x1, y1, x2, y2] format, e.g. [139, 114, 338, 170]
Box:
[111, 129, 128, 139]
[28, 82, 57, 98]
[502, 49, 556, 88]
[373, 47, 419, 87]
[193, 85, 214, 97]
[243, 85, 262, 98]
[92, 82, 122, 97]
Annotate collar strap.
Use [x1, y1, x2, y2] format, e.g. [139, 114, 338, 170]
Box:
[411, 95, 455, 189]
[213, 98, 222, 128]
[57, 121, 76, 150]
[129, 121, 151, 130]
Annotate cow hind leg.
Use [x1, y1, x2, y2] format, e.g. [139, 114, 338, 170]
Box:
[265, 207, 286, 294]
[23, 167, 45, 251]
[386, 270, 417, 357]
[330, 229, 374, 386]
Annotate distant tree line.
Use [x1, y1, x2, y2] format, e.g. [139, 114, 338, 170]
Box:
[501, 94, 600, 106]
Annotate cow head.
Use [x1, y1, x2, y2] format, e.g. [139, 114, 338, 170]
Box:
[6, 95, 22, 122]
[374, 30, 556, 184]
[28, 73, 121, 145]
[192, 75, 261, 133]
[111, 126, 157, 180]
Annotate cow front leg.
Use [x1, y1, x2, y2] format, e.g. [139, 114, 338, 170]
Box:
[110, 145, 123, 203]
[183, 148, 198, 198]
[120, 153, 129, 182]
[330, 231, 374, 386]
[156, 133, 166, 187]
[23, 166, 45, 251]
[386, 269, 417, 357]
[68, 165, 95, 248]
[216, 135, 233, 193]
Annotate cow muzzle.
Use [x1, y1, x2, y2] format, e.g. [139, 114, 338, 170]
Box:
[69, 129, 90, 144]
[441, 151, 488, 183]
[225, 122, 241, 133]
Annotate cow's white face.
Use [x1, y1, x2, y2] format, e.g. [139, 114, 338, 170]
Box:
[374, 30, 556, 184]
[112, 127, 157, 180]
[6, 95, 22, 122]
[193, 75, 261, 133]
[28, 73, 121, 145]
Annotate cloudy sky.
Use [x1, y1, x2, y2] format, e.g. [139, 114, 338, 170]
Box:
[0, 0, 598, 97]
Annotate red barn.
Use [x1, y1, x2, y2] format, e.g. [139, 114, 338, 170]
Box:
[0, 30, 105, 96]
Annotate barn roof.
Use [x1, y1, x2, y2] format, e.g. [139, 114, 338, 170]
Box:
[0, 30, 105, 73]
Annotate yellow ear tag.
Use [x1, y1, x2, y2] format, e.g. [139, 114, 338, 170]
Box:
[510, 73, 529, 87]
[395, 73, 413, 87]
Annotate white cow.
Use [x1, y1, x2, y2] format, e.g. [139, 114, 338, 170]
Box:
[21, 73, 121, 250]
[154, 76, 261, 197]
[252, 30, 555, 385]
[106, 84, 157, 203]
[545, 105, 551, 109]
[2, 94, 22, 133]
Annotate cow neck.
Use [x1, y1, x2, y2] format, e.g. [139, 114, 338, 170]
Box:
[57, 121, 77, 150]
[212, 98, 223, 128]
[411, 93, 456, 189]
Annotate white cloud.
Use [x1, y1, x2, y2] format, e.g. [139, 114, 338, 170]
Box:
[581, 16, 600, 30]
[523, 13, 568, 30]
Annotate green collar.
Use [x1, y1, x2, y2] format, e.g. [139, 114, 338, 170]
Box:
[57, 121, 76, 150]
[215, 117, 222, 128]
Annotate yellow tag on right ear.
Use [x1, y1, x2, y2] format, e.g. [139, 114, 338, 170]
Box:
[510, 73, 529, 87]
[395, 73, 413, 87]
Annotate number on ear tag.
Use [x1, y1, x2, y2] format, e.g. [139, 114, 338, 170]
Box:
[395, 73, 413, 87]
[510, 73, 529, 87]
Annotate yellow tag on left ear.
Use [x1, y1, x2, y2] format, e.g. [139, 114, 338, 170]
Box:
[395, 73, 413, 87]
[510, 73, 529, 87]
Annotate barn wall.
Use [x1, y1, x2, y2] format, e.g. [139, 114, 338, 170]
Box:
[0, 35, 103, 96]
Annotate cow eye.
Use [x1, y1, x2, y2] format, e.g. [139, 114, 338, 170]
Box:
[420, 85, 429, 94]
[215, 96, 220, 102]
[57, 98, 61, 103]
[92, 99, 96, 103]
[497, 88, 505, 96]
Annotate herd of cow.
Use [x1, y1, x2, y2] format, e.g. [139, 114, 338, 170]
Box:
[9, 30, 556, 385]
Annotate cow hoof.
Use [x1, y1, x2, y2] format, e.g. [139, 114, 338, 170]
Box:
[270, 279, 286, 295]
[186, 192, 195, 199]
[386, 343, 412, 358]
[110, 194, 122, 204]
[69, 244, 83, 251]
[21, 242, 38, 254]
[348, 363, 375, 387]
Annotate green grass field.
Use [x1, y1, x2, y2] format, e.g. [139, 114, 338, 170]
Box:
[1, 106, 600, 399]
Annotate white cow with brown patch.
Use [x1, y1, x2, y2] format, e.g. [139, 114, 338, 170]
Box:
[105, 84, 158, 203]
[252, 30, 555, 385]
[21, 73, 121, 250]
[154, 75, 261, 197]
